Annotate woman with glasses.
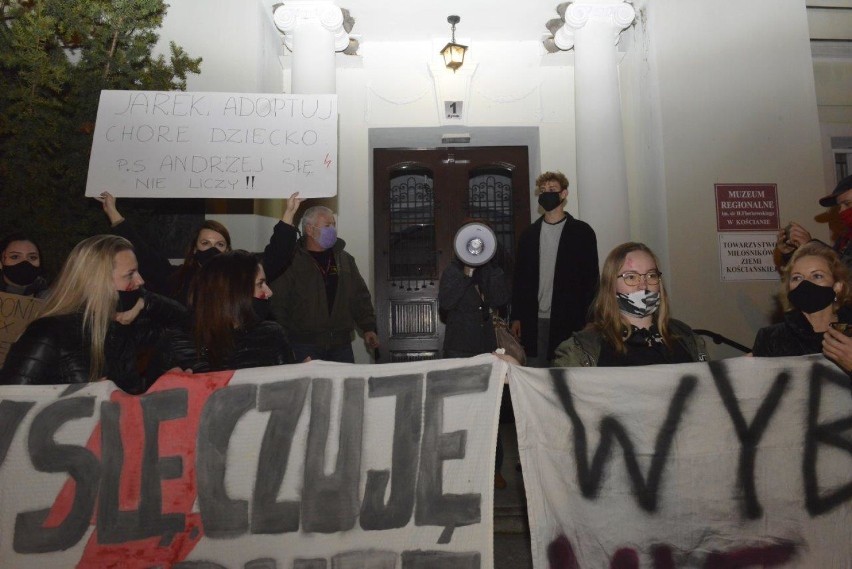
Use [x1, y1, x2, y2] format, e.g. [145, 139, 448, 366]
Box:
[552, 242, 707, 367]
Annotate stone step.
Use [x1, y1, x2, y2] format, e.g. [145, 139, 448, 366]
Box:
[494, 504, 529, 534]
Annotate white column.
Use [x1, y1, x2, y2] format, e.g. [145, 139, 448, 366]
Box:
[554, 0, 635, 261]
[273, 2, 350, 94]
[262, 2, 350, 217]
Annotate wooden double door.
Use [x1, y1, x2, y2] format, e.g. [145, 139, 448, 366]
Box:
[373, 146, 530, 362]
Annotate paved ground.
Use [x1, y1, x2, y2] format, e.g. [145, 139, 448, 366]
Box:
[494, 532, 534, 569]
[493, 422, 534, 569]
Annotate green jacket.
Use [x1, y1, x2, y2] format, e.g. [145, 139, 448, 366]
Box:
[270, 238, 377, 347]
[552, 319, 708, 367]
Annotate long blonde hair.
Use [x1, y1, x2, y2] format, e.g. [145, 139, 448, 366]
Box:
[780, 241, 851, 311]
[42, 235, 133, 381]
[592, 242, 673, 354]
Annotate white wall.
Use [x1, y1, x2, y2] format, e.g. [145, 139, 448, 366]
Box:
[334, 40, 578, 361]
[814, 58, 852, 188]
[157, 0, 283, 93]
[621, 0, 825, 354]
[154, 0, 830, 361]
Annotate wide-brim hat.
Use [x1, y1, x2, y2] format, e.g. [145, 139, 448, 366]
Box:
[819, 174, 852, 207]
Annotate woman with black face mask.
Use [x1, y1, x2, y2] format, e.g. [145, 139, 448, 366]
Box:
[148, 250, 295, 380]
[752, 241, 852, 371]
[0, 235, 186, 393]
[0, 234, 50, 298]
[96, 191, 302, 305]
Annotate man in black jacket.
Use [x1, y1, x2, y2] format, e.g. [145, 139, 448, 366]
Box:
[510, 171, 599, 366]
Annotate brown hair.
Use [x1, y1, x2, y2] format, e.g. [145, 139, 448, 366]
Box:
[535, 171, 569, 195]
[171, 220, 232, 298]
[780, 241, 851, 311]
[591, 242, 673, 354]
[190, 250, 258, 367]
[41, 235, 134, 381]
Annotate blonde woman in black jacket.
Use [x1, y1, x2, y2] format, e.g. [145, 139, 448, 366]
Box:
[0, 235, 186, 393]
[752, 241, 852, 369]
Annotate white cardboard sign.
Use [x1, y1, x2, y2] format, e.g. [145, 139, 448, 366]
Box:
[85, 91, 338, 199]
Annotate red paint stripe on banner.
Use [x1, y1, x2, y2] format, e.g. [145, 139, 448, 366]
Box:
[42, 370, 235, 567]
[76, 513, 205, 569]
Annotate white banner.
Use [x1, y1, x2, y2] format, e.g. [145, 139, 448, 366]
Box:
[85, 91, 338, 199]
[0, 355, 505, 569]
[509, 356, 852, 568]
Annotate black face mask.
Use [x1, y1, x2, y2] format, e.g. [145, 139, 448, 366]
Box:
[2, 261, 41, 286]
[194, 247, 221, 267]
[116, 287, 144, 313]
[538, 192, 563, 212]
[787, 280, 836, 314]
[252, 297, 271, 321]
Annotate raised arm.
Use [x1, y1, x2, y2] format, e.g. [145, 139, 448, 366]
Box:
[262, 192, 302, 282]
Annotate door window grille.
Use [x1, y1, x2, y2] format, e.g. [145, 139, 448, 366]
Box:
[388, 167, 436, 291]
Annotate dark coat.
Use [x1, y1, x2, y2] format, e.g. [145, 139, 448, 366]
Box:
[752, 306, 852, 357]
[510, 214, 599, 360]
[439, 260, 510, 357]
[0, 291, 187, 393]
[113, 219, 298, 304]
[270, 238, 376, 347]
[553, 319, 708, 367]
[0, 273, 50, 299]
[148, 321, 294, 379]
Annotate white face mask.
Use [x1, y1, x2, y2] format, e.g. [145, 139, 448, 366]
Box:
[617, 290, 661, 318]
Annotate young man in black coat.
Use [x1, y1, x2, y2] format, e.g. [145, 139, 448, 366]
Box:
[510, 171, 599, 366]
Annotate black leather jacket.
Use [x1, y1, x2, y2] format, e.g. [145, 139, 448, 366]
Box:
[148, 321, 294, 380]
[752, 306, 852, 357]
[0, 291, 187, 393]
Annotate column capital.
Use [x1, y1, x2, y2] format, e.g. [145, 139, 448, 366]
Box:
[273, 2, 352, 52]
[552, 1, 635, 51]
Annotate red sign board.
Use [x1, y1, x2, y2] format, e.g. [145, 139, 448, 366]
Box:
[714, 184, 779, 231]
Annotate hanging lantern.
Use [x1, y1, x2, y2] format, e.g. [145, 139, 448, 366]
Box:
[440, 15, 467, 72]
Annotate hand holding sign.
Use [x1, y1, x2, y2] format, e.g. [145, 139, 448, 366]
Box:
[95, 191, 125, 226]
[282, 192, 303, 226]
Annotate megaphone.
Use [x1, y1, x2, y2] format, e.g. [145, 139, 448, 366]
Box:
[453, 222, 497, 267]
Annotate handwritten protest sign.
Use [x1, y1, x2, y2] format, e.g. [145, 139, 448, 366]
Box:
[0, 292, 44, 367]
[509, 356, 852, 568]
[0, 355, 504, 568]
[85, 91, 338, 199]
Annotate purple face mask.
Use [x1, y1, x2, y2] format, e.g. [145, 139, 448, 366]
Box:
[316, 225, 337, 250]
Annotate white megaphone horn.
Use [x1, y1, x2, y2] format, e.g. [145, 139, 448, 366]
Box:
[453, 222, 497, 267]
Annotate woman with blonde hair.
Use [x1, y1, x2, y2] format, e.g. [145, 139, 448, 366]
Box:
[0, 235, 186, 392]
[553, 242, 707, 367]
[753, 241, 852, 369]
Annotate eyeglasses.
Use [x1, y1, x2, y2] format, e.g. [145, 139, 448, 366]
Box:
[618, 271, 662, 286]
